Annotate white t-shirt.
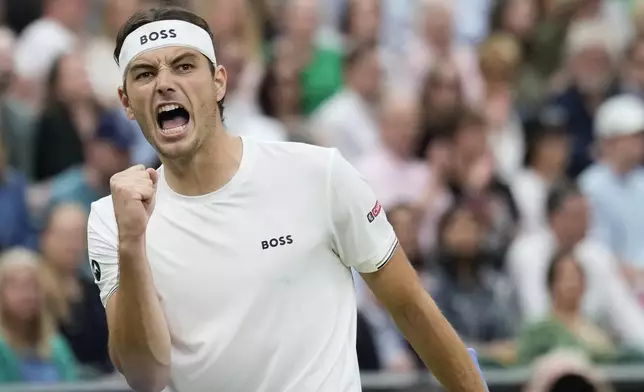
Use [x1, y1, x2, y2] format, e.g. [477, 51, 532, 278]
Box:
[87, 138, 398, 392]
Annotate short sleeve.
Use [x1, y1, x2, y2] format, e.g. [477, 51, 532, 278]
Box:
[327, 149, 398, 273]
[87, 201, 120, 308]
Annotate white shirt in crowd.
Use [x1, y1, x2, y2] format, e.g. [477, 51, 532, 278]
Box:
[506, 229, 644, 349]
[87, 138, 399, 392]
[14, 18, 77, 81]
[309, 89, 380, 165]
[510, 168, 550, 235]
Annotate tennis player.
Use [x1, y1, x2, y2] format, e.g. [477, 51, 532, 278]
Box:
[87, 6, 487, 392]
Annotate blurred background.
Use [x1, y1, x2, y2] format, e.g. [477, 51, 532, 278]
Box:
[2, 0, 644, 391]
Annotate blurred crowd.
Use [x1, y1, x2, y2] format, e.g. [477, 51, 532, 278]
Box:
[2, 0, 644, 387]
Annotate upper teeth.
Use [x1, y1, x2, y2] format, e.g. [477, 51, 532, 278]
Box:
[158, 104, 181, 113]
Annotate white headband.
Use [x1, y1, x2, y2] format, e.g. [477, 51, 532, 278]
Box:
[118, 20, 217, 80]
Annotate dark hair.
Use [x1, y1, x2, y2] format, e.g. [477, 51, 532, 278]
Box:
[113, 7, 225, 117]
[546, 249, 584, 292]
[548, 374, 597, 392]
[343, 39, 378, 71]
[546, 183, 582, 217]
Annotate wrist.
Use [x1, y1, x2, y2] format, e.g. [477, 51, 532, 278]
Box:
[118, 235, 146, 257]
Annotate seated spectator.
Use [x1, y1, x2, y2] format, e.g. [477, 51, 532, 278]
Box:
[518, 250, 644, 363]
[356, 91, 427, 208]
[430, 202, 519, 365]
[309, 40, 381, 164]
[45, 110, 134, 213]
[548, 19, 621, 178]
[0, 248, 77, 383]
[40, 203, 111, 376]
[444, 108, 519, 268]
[33, 52, 103, 182]
[507, 184, 644, 350]
[0, 136, 37, 253]
[511, 108, 570, 234]
[578, 95, 644, 300]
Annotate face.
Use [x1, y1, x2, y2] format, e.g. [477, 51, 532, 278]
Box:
[88, 141, 130, 177]
[443, 208, 482, 257]
[627, 41, 644, 90]
[1, 267, 42, 323]
[106, 0, 141, 36]
[349, 0, 380, 42]
[571, 46, 613, 95]
[612, 132, 644, 166]
[503, 0, 536, 39]
[454, 123, 487, 162]
[553, 195, 590, 245]
[424, 3, 453, 48]
[120, 46, 227, 159]
[535, 133, 570, 172]
[380, 99, 420, 157]
[426, 65, 461, 114]
[552, 256, 585, 307]
[350, 49, 381, 102]
[285, 0, 318, 41]
[42, 206, 87, 271]
[57, 54, 92, 102]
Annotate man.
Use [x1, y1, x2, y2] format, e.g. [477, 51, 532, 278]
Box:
[506, 184, 644, 349]
[579, 94, 644, 301]
[87, 7, 486, 392]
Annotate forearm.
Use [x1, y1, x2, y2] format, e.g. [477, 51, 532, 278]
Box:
[111, 237, 171, 392]
[391, 294, 487, 392]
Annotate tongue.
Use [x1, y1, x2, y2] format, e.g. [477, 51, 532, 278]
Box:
[161, 115, 188, 130]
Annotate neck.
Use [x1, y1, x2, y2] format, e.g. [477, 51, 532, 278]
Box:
[162, 129, 243, 197]
[532, 162, 560, 183]
[2, 316, 37, 347]
[552, 227, 577, 250]
[553, 302, 580, 323]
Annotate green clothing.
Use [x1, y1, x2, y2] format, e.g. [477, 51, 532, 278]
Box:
[0, 334, 78, 383]
[517, 316, 644, 364]
[300, 47, 343, 116]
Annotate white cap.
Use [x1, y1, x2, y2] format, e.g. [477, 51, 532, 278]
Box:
[595, 94, 644, 138]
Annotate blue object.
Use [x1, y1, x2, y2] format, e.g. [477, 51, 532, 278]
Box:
[468, 348, 489, 391]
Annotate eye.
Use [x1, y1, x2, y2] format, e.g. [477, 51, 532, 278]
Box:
[177, 63, 194, 72]
[135, 71, 153, 81]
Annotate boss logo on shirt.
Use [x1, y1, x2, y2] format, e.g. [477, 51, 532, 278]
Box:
[367, 200, 382, 223]
[140, 29, 177, 45]
[261, 235, 294, 250]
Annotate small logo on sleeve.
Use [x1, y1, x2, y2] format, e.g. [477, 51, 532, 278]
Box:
[91, 259, 101, 281]
[367, 201, 382, 223]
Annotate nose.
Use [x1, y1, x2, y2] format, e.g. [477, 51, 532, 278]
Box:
[155, 68, 175, 96]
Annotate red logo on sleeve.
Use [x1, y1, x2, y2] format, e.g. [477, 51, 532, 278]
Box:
[367, 201, 382, 223]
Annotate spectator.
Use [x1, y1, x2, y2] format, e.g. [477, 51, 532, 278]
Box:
[339, 0, 380, 45]
[33, 53, 101, 182]
[0, 248, 77, 383]
[430, 202, 519, 365]
[356, 91, 426, 207]
[550, 19, 621, 178]
[478, 32, 526, 182]
[40, 203, 111, 376]
[0, 135, 38, 253]
[506, 184, 644, 349]
[445, 108, 519, 268]
[45, 110, 133, 213]
[277, 0, 343, 115]
[579, 94, 644, 300]
[518, 250, 644, 363]
[13, 0, 87, 106]
[309, 40, 381, 164]
[621, 34, 644, 100]
[511, 108, 570, 234]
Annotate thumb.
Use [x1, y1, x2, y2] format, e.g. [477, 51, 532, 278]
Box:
[146, 168, 159, 187]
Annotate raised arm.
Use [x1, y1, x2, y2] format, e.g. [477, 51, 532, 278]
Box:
[88, 165, 171, 392]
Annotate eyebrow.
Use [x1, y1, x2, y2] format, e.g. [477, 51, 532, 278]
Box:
[170, 52, 199, 65]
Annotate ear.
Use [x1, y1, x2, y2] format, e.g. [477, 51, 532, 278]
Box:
[213, 65, 227, 103]
[118, 86, 136, 121]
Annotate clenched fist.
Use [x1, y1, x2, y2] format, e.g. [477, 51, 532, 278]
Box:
[110, 165, 159, 239]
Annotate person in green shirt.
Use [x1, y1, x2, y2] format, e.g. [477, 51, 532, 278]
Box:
[518, 249, 644, 364]
[0, 249, 78, 383]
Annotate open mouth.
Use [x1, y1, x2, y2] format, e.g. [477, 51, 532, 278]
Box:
[156, 104, 190, 134]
